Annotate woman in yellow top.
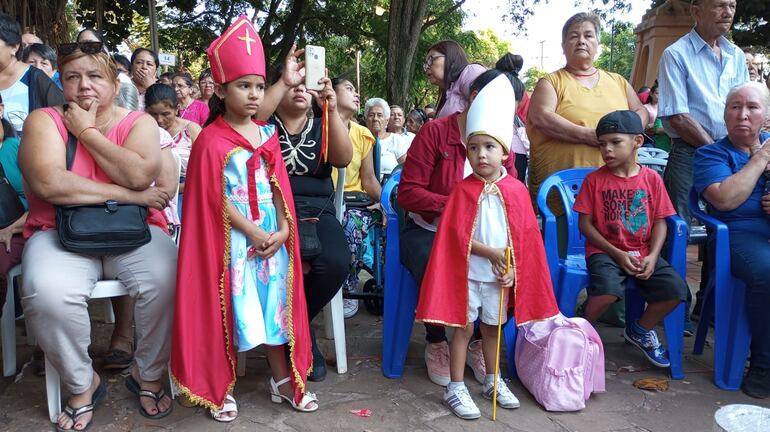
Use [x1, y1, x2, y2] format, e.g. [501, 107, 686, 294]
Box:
[331, 79, 380, 318]
[527, 12, 648, 203]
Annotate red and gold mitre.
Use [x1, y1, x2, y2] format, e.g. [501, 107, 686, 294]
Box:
[207, 16, 265, 84]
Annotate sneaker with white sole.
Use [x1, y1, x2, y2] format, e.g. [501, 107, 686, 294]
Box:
[623, 326, 671, 368]
[466, 339, 486, 384]
[425, 341, 451, 386]
[444, 385, 481, 420]
[343, 298, 359, 318]
[483, 375, 520, 409]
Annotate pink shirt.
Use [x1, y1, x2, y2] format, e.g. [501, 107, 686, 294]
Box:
[24, 108, 169, 238]
[179, 99, 209, 126]
[436, 63, 487, 118]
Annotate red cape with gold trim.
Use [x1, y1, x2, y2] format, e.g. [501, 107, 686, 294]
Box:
[170, 116, 311, 409]
[415, 173, 559, 327]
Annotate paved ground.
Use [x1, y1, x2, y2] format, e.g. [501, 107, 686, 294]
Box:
[1, 245, 769, 432]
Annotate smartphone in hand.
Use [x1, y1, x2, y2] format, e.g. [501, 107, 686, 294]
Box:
[305, 45, 326, 91]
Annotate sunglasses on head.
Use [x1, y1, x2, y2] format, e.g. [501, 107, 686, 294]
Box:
[58, 41, 107, 56]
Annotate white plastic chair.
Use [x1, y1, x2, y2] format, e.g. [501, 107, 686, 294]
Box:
[237, 168, 348, 377]
[324, 167, 347, 374]
[1, 264, 29, 377]
[45, 280, 128, 423]
[638, 147, 669, 160]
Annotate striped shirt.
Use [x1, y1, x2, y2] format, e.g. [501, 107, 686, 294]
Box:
[657, 29, 749, 142]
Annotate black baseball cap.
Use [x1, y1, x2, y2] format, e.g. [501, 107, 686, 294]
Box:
[596, 110, 653, 144]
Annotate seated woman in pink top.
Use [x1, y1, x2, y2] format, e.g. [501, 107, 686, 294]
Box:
[424, 40, 486, 119]
[173, 72, 209, 126]
[19, 44, 177, 430]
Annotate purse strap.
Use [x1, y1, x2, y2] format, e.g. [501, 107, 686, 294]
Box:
[65, 132, 77, 171]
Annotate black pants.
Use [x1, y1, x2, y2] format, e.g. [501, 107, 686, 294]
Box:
[514, 153, 528, 184]
[400, 218, 447, 343]
[298, 196, 349, 321]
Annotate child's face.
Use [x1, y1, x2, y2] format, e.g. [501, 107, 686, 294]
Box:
[216, 74, 266, 118]
[597, 132, 642, 169]
[467, 134, 506, 181]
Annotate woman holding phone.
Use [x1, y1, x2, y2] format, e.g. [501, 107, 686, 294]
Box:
[259, 46, 353, 381]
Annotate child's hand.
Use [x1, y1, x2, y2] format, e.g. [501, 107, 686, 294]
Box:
[497, 267, 514, 288]
[255, 227, 289, 259]
[488, 247, 508, 275]
[248, 226, 272, 251]
[635, 255, 657, 280]
[612, 250, 643, 276]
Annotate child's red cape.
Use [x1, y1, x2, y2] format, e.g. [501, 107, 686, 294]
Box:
[170, 116, 311, 409]
[415, 173, 559, 327]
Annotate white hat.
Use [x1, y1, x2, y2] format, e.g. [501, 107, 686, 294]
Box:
[465, 73, 516, 154]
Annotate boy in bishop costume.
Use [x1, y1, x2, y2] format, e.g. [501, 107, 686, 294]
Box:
[415, 73, 559, 420]
[170, 16, 318, 423]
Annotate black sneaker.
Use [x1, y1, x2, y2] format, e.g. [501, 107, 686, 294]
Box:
[742, 366, 770, 399]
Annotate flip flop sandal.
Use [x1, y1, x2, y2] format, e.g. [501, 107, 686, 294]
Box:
[209, 394, 239, 423]
[56, 378, 107, 432]
[125, 375, 173, 419]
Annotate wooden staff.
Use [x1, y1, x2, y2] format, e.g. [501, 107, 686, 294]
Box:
[492, 246, 512, 421]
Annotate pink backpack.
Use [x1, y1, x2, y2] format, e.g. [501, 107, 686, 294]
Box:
[515, 313, 605, 411]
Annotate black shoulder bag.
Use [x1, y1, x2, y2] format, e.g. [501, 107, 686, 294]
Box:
[55, 132, 151, 255]
[0, 162, 25, 229]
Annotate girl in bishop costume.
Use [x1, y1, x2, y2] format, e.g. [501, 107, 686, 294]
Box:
[170, 16, 318, 422]
[415, 72, 560, 420]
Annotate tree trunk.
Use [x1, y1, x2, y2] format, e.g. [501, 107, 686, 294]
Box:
[385, 0, 429, 108]
[2, 0, 69, 45]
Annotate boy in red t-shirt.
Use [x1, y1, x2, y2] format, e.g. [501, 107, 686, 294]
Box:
[573, 110, 687, 369]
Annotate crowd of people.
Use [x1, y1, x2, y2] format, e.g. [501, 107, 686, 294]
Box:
[1, 0, 770, 428]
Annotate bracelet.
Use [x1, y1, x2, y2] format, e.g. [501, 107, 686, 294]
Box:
[77, 126, 99, 141]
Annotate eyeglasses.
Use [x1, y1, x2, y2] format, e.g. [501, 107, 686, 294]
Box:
[58, 41, 107, 56]
[423, 55, 445, 68]
[199, 81, 215, 87]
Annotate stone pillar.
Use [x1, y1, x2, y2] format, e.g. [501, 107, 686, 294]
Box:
[630, 0, 694, 90]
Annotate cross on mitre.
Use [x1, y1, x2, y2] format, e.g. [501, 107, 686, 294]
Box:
[238, 28, 257, 56]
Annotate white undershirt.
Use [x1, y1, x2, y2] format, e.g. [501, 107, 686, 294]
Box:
[468, 170, 509, 282]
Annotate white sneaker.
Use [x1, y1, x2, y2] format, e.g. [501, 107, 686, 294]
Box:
[343, 298, 359, 318]
[466, 340, 486, 384]
[424, 342, 451, 386]
[483, 375, 520, 409]
[444, 385, 481, 420]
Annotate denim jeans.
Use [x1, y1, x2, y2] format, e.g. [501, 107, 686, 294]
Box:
[663, 138, 696, 225]
[729, 230, 770, 368]
[664, 138, 704, 326]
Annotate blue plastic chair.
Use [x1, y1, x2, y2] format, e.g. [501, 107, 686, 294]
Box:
[380, 172, 518, 379]
[688, 188, 751, 390]
[537, 167, 687, 379]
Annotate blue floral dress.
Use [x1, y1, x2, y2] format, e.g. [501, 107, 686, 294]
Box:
[225, 131, 289, 352]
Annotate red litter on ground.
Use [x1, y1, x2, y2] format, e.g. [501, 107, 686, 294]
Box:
[350, 408, 373, 417]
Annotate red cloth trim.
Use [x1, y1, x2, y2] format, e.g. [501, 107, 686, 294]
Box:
[171, 115, 311, 408]
[415, 174, 559, 326]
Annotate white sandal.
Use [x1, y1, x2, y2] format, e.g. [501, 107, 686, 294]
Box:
[210, 394, 238, 422]
[269, 376, 319, 412]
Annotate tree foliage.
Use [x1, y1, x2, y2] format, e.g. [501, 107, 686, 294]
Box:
[595, 21, 635, 80]
[523, 67, 548, 92]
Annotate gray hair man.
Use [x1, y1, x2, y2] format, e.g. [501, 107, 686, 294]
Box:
[657, 0, 748, 333]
